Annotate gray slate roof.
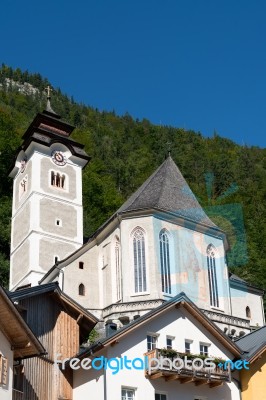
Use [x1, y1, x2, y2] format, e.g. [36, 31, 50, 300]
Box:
[236, 325, 266, 360]
[118, 156, 218, 229]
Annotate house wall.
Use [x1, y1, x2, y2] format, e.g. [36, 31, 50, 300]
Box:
[0, 330, 13, 400]
[73, 306, 241, 400]
[241, 352, 266, 400]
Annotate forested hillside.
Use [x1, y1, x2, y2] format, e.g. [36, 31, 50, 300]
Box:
[0, 64, 265, 301]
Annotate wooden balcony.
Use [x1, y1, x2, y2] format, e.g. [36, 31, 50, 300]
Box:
[144, 349, 231, 388]
[12, 389, 23, 400]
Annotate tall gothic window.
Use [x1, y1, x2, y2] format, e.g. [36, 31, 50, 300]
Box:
[115, 240, 121, 301]
[207, 244, 219, 308]
[159, 230, 171, 294]
[133, 228, 147, 293]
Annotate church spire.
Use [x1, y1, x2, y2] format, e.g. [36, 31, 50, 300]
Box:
[45, 85, 56, 114]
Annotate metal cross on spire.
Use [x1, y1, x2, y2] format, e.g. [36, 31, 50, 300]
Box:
[166, 141, 172, 157]
[44, 85, 56, 113]
[45, 85, 52, 100]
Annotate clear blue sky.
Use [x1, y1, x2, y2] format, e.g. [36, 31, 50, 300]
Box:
[1, 0, 266, 147]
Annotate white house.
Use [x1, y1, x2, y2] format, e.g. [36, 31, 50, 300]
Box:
[70, 293, 243, 400]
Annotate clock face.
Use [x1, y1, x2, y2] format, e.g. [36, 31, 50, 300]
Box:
[51, 151, 66, 166]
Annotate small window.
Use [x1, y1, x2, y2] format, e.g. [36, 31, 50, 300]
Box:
[185, 341, 191, 354]
[13, 363, 24, 392]
[56, 219, 62, 226]
[166, 338, 173, 349]
[246, 306, 251, 318]
[79, 283, 85, 296]
[155, 394, 167, 400]
[200, 344, 209, 356]
[79, 261, 84, 269]
[147, 335, 157, 351]
[122, 388, 135, 400]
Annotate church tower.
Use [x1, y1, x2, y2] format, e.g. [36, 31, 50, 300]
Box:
[9, 91, 90, 290]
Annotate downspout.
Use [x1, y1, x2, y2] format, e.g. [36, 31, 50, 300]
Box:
[104, 367, 107, 400]
[232, 377, 242, 400]
[118, 215, 123, 302]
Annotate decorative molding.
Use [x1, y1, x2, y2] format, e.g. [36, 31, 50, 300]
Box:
[201, 308, 250, 329]
[103, 299, 164, 318]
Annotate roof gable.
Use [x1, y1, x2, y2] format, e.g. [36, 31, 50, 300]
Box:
[0, 286, 45, 359]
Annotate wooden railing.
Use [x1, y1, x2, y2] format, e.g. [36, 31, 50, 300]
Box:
[144, 349, 231, 384]
[12, 389, 23, 400]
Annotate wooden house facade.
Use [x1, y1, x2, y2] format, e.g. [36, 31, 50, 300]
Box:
[9, 283, 98, 400]
[0, 285, 45, 400]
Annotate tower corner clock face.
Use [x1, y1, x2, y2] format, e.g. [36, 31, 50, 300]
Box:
[51, 151, 67, 166]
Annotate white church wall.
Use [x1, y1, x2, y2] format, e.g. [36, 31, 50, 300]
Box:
[120, 216, 156, 303]
[11, 201, 31, 250]
[230, 285, 265, 327]
[63, 245, 101, 310]
[13, 159, 32, 213]
[118, 214, 231, 317]
[39, 198, 78, 239]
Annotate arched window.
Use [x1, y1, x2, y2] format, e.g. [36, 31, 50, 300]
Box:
[79, 283, 85, 296]
[51, 171, 66, 189]
[207, 244, 219, 308]
[115, 240, 121, 301]
[133, 228, 147, 293]
[246, 306, 251, 318]
[159, 230, 171, 294]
